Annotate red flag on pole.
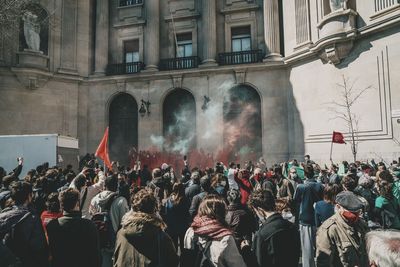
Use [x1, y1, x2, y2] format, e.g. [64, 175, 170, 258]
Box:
[95, 127, 112, 169]
[332, 131, 346, 144]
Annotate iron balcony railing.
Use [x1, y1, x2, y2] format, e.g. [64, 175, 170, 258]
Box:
[119, 0, 143, 7]
[106, 62, 145, 75]
[218, 49, 264, 65]
[159, 56, 200, 71]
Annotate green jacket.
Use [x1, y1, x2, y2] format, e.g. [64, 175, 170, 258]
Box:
[316, 213, 369, 267]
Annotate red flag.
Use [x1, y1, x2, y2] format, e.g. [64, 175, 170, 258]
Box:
[95, 127, 112, 169]
[332, 131, 346, 144]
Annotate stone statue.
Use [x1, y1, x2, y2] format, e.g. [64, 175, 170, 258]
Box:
[22, 11, 41, 52]
[330, 0, 348, 12]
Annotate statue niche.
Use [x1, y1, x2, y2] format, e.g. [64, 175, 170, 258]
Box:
[19, 4, 49, 55]
[329, 0, 348, 12]
[23, 11, 41, 52]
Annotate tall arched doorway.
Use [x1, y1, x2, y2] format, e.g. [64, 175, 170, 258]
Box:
[223, 85, 262, 162]
[163, 89, 196, 154]
[109, 93, 138, 166]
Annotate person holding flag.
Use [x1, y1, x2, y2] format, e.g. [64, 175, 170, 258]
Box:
[95, 127, 112, 170]
[330, 131, 346, 161]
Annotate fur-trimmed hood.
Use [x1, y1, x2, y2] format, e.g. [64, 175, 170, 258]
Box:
[114, 211, 179, 267]
[121, 211, 166, 235]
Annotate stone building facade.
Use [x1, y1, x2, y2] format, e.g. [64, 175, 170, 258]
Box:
[0, 0, 399, 165]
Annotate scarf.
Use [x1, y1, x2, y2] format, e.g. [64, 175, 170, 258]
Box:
[191, 216, 232, 240]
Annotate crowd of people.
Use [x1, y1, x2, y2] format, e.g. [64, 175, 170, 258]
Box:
[0, 154, 400, 267]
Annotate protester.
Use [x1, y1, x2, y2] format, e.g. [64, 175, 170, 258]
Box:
[184, 194, 246, 267]
[70, 167, 105, 219]
[227, 162, 239, 190]
[89, 175, 129, 267]
[244, 188, 301, 267]
[47, 188, 101, 267]
[184, 171, 201, 203]
[189, 175, 211, 219]
[273, 165, 295, 201]
[40, 192, 63, 240]
[164, 182, 191, 254]
[375, 171, 400, 229]
[2, 151, 400, 267]
[0, 181, 48, 267]
[316, 191, 369, 267]
[225, 188, 257, 246]
[113, 189, 179, 267]
[315, 184, 340, 227]
[294, 164, 324, 267]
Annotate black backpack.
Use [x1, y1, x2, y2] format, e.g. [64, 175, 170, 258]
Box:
[91, 194, 118, 249]
[0, 211, 31, 267]
[194, 239, 213, 267]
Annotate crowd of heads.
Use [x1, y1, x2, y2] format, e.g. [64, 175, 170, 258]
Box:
[1, 153, 400, 267]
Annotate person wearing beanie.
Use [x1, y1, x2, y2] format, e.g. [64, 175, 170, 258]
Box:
[316, 191, 369, 267]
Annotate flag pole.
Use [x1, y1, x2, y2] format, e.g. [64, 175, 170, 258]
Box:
[330, 132, 334, 161]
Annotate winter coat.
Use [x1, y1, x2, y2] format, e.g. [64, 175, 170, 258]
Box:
[184, 227, 246, 267]
[316, 213, 369, 267]
[164, 197, 191, 236]
[225, 203, 257, 244]
[185, 183, 201, 204]
[46, 211, 101, 267]
[246, 213, 300, 267]
[189, 191, 207, 219]
[0, 205, 48, 267]
[89, 190, 129, 232]
[113, 211, 179, 267]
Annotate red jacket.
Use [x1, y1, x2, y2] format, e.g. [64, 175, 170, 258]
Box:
[234, 171, 253, 205]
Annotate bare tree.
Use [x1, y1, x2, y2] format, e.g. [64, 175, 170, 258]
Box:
[328, 75, 373, 162]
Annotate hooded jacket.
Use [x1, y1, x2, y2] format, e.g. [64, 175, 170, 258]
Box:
[89, 190, 129, 232]
[113, 211, 179, 267]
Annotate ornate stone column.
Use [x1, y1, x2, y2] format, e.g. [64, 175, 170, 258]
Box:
[201, 0, 217, 66]
[264, 0, 282, 61]
[144, 0, 160, 71]
[94, 0, 109, 74]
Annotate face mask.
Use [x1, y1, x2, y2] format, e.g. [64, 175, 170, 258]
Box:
[341, 210, 360, 224]
[282, 211, 293, 220]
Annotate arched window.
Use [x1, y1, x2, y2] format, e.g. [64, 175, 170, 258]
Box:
[109, 93, 138, 166]
[223, 85, 262, 162]
[163, 89, 196, 154]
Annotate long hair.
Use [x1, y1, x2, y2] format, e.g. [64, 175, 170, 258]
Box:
[170, 182, 185, 205]
[198, 194, 228, 226]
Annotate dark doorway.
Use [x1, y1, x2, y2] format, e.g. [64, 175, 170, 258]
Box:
[109, 93, 138, 166]
[223, 85, 262, 162]
[163, 89, 196, 154]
